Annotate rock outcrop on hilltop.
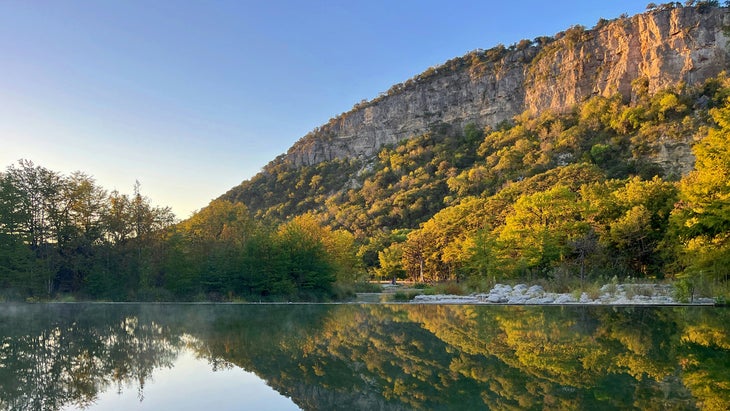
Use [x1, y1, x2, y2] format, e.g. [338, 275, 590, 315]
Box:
[284, 6, 730, 169]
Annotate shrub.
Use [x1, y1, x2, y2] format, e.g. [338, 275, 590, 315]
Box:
[674, 278, 695, 303]
[393, 291, 419, 301]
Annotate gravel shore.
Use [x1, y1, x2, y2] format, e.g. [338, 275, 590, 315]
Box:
[411, 283, 717, 305]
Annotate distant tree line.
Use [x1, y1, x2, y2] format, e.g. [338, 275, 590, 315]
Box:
[0, 162, 358, 301]
[646, 2, 726, 11]
[0, 161, 175, 299]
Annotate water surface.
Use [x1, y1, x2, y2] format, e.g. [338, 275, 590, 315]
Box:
[1, 303, 728, 410]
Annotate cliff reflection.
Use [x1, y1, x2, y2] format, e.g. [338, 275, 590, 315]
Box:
[0, 304, 728, 410]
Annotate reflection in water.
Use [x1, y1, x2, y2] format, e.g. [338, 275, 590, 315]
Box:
[0, 303, 728, 410]
[61, 350, 299, 411]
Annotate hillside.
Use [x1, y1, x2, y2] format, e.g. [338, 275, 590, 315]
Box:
[217, 3, 730, 289]
[223, 4, 728, 221]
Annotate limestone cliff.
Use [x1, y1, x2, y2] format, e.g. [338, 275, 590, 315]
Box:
[283, 6, 730, 169]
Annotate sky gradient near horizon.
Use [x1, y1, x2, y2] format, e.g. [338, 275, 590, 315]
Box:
[1, 1, 648, 218]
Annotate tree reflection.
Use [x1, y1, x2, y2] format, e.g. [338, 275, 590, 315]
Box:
[0, 304, 181, 411]
[0, 304, 728, 410]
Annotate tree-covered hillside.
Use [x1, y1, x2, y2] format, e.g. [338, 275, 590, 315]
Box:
[223, 73, 730, 294]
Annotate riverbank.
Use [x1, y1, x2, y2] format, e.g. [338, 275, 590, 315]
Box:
[358, 283, 718, 305]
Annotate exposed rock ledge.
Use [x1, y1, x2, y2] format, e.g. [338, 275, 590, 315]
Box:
[285, 7, 730, 173]
[411, 283, 716, 305]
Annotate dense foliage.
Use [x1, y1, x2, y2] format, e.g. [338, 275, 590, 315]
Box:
[164, 205, 358, 301]
[0, 162, 175, 300]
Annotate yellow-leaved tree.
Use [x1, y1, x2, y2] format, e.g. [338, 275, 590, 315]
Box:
[671, 100, 730, 286]
[495, 185, 589, 277]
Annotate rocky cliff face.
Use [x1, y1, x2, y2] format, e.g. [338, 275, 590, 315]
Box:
[284, 6, 730, 169]
[524, 6, 730, 111]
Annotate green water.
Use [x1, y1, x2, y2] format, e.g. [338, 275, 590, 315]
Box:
[0, 303, 728, 410]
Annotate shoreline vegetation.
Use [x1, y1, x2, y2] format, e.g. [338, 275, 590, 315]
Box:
[8, 280, 723, 306]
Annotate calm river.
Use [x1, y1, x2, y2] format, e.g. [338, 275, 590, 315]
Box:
[0, 303, 728, 410]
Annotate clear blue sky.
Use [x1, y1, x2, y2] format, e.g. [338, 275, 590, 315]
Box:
[0, 1, 647, 218]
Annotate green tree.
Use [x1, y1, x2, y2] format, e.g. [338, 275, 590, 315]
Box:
[276, 217, 336, 298]
[280, 213, 361, 284]
[671, 102, 730, 283]
[179, 199, 254, 245]
[0, 160, 65, 295]
[375, 243, 406, 282]
[608, 177, 678, 277]
[89, 183, 175, 300]
[404, 197, 491, 282]
[403, 230, 427, 282]
[169, 200, 255, 299]
[496, 185, 589, 278]
[52, 172, 108, 293]
[460, 229, 500, 287]
[0, 172, 35, 296]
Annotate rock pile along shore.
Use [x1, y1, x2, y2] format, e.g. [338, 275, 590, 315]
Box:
[412, 283, 716, 305]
